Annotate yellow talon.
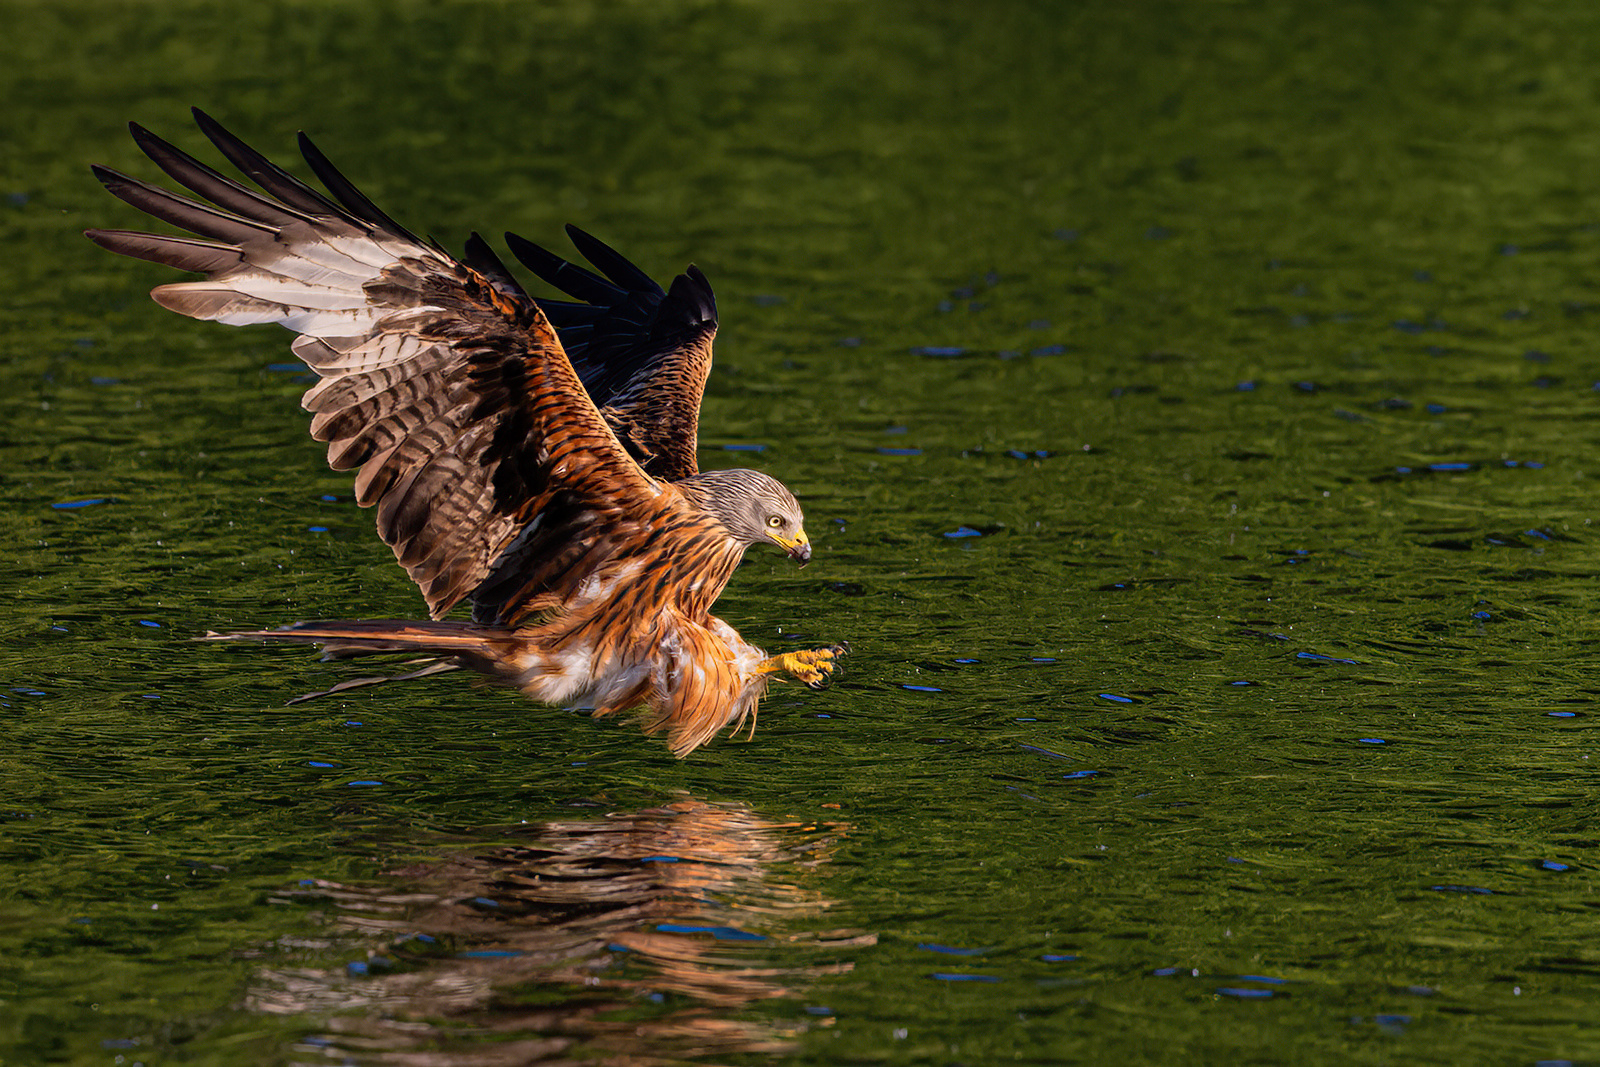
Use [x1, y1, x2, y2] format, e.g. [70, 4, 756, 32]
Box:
[759, 643, 848, 688]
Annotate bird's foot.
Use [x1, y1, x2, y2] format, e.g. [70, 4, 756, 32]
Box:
[762, 641, 850, 689]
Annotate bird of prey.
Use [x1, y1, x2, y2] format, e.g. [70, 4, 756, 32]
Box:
[86, 109, 846, 757]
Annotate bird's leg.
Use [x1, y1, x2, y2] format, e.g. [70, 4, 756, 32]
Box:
[757, 641, 849, 689]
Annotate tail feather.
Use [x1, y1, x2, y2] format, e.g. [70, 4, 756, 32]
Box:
[203, 619, 521, 687]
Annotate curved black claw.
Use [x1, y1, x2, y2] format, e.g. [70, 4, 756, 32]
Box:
[808, 644, 848, 689]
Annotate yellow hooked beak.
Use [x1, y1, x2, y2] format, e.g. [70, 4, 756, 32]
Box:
[772, 528, 811, 564]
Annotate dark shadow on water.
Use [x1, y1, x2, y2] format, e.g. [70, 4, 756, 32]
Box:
[247, 799, 870, 1064]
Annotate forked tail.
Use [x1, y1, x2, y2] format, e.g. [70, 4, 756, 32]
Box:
[202, 619, 522, 702]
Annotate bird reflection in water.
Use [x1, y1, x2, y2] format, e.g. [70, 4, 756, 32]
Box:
[246, 799, 871, 1063]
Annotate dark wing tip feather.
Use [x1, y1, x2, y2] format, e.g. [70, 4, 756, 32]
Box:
[189, 107, 343, 220]
[89, 162, 131, 189]
[125, 120, 316, 230]
[83, 228, 244, 274]
[564, 224, 665, 296]
[296, 130, 423, 244]
[666, 266, 718, 330]
[505, 230, 626, 307]
[88, 164, 276, 245]
[127, 122, 196, 176]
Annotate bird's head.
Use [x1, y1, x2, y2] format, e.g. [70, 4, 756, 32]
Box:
[684, 468, 811, 563]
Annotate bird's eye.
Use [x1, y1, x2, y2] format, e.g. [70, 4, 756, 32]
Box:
[766, 515, 784, 528]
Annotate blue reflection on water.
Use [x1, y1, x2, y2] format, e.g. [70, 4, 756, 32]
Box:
[917, 943, 990, 955]
[1297, 651, 1358, 664]
[656, 924, 766, 941]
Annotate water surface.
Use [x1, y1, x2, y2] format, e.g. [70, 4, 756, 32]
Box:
[5, 1, 1600, 1063]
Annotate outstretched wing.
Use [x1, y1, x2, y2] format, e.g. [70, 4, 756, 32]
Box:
[505, 226, 717, 482]
[85, 109, 672, 624]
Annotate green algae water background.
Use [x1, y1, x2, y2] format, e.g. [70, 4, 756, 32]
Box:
[6, 1, 1600, 1062]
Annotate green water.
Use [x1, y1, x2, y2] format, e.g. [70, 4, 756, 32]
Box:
[6, 1, 1600, 1062]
